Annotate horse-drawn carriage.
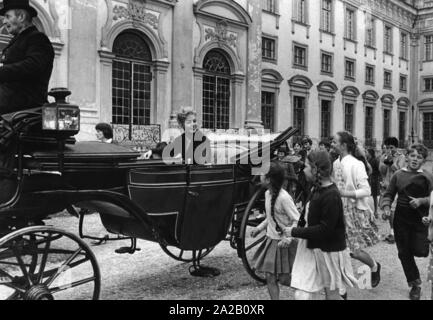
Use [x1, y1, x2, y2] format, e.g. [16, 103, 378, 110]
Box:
[0, 89, 306, 300]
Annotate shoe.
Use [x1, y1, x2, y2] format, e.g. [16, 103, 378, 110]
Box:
[384, 234, 395, 244]
[340, 293, 347, 300]
[409, 286, 421, 300]
[371, 262, 381, 288]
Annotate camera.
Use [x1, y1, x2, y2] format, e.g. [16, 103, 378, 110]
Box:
[383, 155, 394, 166]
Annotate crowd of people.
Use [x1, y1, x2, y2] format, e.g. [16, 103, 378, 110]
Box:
[252, 132, 433, 300]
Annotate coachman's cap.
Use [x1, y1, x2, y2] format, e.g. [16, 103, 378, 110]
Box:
[0, 0, 38, 18]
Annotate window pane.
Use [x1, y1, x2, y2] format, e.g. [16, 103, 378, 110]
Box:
[294, 96, 305, 136]
[262, 91, 275, 132]
[112, 60, 131, 125]
[321, 100, 331, 139]
[344, 103, 354, 133]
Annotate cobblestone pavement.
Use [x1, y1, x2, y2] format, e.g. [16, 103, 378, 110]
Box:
[46, 212, 431, 300]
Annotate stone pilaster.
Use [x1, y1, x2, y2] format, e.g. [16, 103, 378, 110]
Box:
[98, 50, 116, 123]
[170, 0, 194, 127]
[154, 60, 170, 131]
[244, 0, 263, 129]
[409, 34, 420, 142]
[68, 0, 97, 108]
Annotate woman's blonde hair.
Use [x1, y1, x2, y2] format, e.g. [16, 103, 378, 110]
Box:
[177, 106, 196, 129]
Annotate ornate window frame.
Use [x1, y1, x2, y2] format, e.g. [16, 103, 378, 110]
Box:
[317, 81, 338, 140]
[341, 86, 360, 134]
[362, 90, 379, 146]
[288, 75, 313, 136]
[98, 13, 170, 126]
[262, 69, 283, 132]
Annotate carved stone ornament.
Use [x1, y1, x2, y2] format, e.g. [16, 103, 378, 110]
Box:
[112, 2, 159, 29]
[204, 20, 237, 48]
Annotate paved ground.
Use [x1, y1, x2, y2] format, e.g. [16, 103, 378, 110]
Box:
[41, 212, 432, 300]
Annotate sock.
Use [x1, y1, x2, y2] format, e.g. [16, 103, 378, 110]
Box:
[371, 261, 378, 272]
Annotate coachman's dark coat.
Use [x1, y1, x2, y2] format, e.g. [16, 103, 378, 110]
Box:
[0, 25, 54, 115]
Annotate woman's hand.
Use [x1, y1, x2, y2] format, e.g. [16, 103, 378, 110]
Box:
[422, 216, 432, 226]
[278, 238, 292, 248]
[250, 227, 261, 238]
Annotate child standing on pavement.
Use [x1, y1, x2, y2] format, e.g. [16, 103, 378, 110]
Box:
[251, 161, 300, 300]
[381, 143, 433, 300]
[285, 151, 358, 300]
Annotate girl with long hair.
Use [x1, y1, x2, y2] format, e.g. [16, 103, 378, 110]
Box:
[251, 161, 300, 300]
[332, 131, 381, 292]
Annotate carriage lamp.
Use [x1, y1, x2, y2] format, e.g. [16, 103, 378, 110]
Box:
[42, 87, 80, 135]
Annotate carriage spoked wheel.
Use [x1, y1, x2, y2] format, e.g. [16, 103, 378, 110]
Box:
[159, 243, 215, 263]
[0, 226, 101, 300]
[239, 178, 307, 284]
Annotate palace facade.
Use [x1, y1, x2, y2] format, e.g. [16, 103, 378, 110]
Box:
[1, 0, 433, 149]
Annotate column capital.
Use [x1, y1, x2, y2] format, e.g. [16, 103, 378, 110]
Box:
[51, 40, 64, 57]
[232, 73, 245, 84]
[193, 67, 206, 76]
[154, 60, 170, 72]
[98, 50, 116, 64]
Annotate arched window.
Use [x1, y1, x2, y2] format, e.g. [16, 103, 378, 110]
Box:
[202, 50, 231, 130]
[112, 31, 153, 126]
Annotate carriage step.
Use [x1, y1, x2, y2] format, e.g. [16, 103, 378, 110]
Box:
[115, 246, 141, 254]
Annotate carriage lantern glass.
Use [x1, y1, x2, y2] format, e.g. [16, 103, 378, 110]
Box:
[42, 88, 80, 135]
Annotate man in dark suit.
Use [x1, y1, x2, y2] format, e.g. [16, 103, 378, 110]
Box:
[0, 0, 54, 115]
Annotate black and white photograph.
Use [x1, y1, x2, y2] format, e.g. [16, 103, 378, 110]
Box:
[0, 0, 432, 306]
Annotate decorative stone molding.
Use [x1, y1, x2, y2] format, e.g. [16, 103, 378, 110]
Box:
[232, 73, 246, 84]
[317, 81, 338, 95]
[362, 89, 380, 102]
[98, 50, 116, 65]
[101, 0, 169, 59]
[418, 98, 433, 109]
[397, 97, 411, 108]
[112, 3, 159, 30]
[204, 20, 238, 49]
[381, 94, 395, 108]
[193, 0, 252, 28]
[101, 20, 167, 59]
[288, 75, 313, 91]
[262, 69, 284, 85]
[194, 1, 246, 74]
[51, 41, 64, 57]
[341, 85, 361, 98]
[194, 40, 243, 73]
[354, 0, 416, 30]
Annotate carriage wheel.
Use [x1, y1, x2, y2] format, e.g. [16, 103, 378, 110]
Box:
[159, 244, 215, 263]
[239, 178, 307, 283]
[0, 226, 100, 300]
[239, 186, 267, 283]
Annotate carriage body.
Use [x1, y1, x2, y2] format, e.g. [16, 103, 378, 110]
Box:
[0, 92, 302, 299]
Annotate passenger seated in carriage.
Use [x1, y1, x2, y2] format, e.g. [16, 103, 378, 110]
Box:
[144, 107, 211, 165]
[95, 123, 113, 144]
